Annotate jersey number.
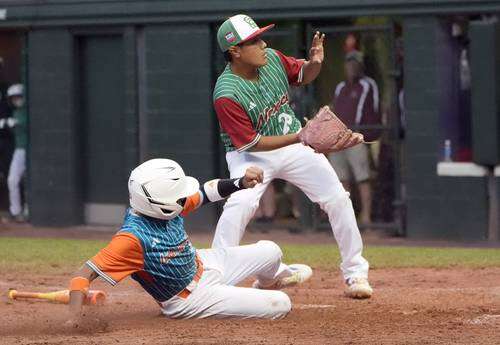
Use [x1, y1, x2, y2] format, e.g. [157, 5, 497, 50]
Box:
[278, 113, 293, 135]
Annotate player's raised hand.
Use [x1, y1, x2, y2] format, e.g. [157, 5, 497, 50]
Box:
[242, 166, 264, 189]
[309, 31, 325, 64]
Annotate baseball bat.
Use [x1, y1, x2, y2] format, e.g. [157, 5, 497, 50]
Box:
[8, 289, 106, 305]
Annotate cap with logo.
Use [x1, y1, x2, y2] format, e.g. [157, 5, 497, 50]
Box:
[217, 14, 275, 52]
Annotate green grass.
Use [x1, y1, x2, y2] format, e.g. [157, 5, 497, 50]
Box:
[281, 244, 500, 269]
[0, 237, 107, 273]
[1, 237, 500, 274]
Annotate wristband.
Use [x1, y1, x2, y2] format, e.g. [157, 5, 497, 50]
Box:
[69, 277, 90, 294]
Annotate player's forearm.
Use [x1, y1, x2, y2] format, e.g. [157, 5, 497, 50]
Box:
[68, 266, 98, 317]
[301, 61, 322, 85]
[200, 166, 263, 204]
[69, 290, 85, 316]
[200, 178, 244, 205]
[250, 133, 300, 152]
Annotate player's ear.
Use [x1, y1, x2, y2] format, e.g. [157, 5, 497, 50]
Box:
[228, 46, 240, 59]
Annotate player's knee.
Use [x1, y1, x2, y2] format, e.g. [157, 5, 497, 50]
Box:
[321, 191, 351, 214]
[270, 292, 292, 319]
[257, 240, 283, 263]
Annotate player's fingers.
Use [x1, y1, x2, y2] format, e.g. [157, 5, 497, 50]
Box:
[256, 169, 264, 183]
[245, 171, 258, 181]
[317, 33, 325, 44]
[312, 31, 320, 45]
[248, 170, 263, 184]
[245, 167, 263, 184]
[247, 166, 263, 179]
[246, 179, 258, 188]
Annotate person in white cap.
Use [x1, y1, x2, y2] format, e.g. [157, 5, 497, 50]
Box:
[212, 14, 373, 298]
[66, 158, 312, 325]
[6, 84, 27, 222]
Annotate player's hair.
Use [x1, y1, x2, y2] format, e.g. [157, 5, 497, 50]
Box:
[223, 51, 232, 62]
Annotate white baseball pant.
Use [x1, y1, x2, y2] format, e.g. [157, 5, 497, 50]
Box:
[211, 143, 369, 281]
[8, 148, 26, 216]
[160, 241, 291, 319]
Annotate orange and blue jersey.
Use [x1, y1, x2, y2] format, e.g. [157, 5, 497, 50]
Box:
[86, 191, 204, 302]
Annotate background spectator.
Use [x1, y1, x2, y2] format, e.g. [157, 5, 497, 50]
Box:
[0, 57, 15, 216]
[329, 51, 380, 227]
[6, 83, 27, 222]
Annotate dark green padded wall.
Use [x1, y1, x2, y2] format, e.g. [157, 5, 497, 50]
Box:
[28, 29, 82, 225]
[403, 17, 489, 240]
[469, 20, 500, 166]
[144, 24, 219, 227]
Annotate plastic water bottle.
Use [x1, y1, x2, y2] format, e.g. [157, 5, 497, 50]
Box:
[443, 139, 452, 162]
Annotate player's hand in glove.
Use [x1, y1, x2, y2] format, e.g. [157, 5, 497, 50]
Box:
[241, 166, 264, 189]
[298, 105, 364, 154]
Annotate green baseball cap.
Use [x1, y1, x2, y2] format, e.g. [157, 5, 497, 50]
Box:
[217, 14, 275, 52]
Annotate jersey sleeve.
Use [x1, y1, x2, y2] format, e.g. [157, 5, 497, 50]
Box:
[214, 97, 261, 152]
[86, 232, 144, 286]
[274, 49, 305, 86]
[180, 191, 203, 217]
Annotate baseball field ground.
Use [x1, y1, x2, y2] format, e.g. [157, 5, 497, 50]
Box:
[1, 228, 499, 344]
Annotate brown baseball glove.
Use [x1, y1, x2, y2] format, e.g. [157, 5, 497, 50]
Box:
[298, 106, 364, 154]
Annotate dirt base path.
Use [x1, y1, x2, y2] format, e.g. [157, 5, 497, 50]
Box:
[1, 267, 499, 345]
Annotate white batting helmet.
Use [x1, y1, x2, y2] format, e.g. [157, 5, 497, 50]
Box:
[7, 84, 24, 97]
[128, 159, 199, 220]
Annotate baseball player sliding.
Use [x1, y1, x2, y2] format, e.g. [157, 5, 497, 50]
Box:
[212, 14, 372, 298]
[66, 159, 312, 323]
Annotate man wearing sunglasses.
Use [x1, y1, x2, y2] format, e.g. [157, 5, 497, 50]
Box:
[212, 14, 372, 298]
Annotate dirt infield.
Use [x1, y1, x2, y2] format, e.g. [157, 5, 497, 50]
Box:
[1, 267, 499, 345]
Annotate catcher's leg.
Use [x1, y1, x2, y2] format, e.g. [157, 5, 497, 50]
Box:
[211, 151, 276, 248]
[278, 144, 369, 281]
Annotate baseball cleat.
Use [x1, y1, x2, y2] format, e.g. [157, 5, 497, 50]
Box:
[344, 277, 373, 299]
[252, 264, 313, 290]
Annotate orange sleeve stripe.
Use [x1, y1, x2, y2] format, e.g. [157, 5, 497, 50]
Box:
[181, 191, 201, 217]
[90, 232, 144, 284]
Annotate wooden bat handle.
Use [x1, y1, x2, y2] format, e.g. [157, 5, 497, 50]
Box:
[9, 290, 69, 303]
[8, 289, 106, 305]
[9, 290, 40, 299]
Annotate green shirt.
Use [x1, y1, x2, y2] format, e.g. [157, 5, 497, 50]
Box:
[213, 48, 304, 152]
[13, 107, 27, 149]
